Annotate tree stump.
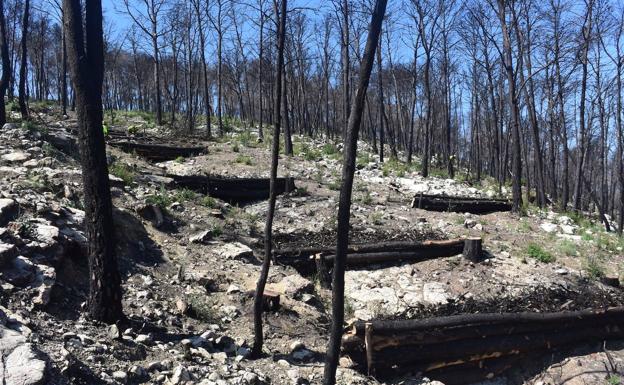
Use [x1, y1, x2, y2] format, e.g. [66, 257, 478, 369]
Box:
[463, 237, 483, 262]
[314, 254, 331, 288]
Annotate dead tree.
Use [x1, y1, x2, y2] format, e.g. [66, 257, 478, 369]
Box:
[0, 0, 10, 127]
[252, 0, 287, 358]
[323, 0, 387, 383]
[63, 0, 123, 323]
[191, 0, 212, 137]
[18, 0, 29, 119]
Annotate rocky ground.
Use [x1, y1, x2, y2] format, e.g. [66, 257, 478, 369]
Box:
[2, 108, 624, 385]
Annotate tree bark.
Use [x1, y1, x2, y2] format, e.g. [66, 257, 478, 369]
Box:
[0, 0, 10, 127]
[252, 0, 287, 358]
[63, 0, 123, 324]
[323, 1, 387, 383]
[18, 0, 30, 119]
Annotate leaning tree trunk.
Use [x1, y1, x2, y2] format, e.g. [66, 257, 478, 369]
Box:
[252, 0, 287, 358]
[0, 0, 10, 127]
[323, 1, 387, 384]
[63, 0, 123, 324]
[18, 0, 30, 119]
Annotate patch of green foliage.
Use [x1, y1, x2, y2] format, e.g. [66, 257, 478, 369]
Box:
[146, 185, 173, 209]
[200, 196, 217, 208]
[173, 188, 198, 202]
[174, 156, 185, 164]
[584, 256, 605, 279]
[109, 162, 135, 185]
[526, 243, 555, 263]
[559, 239, 578, 257]
[234, 154, 253, 165]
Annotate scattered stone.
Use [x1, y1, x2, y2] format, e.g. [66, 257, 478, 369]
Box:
[213, 242, 253, 260]
[0, 199, 18, 226]
[540, 222, 558, 233]
[169, 365, 190, 384]
[189, 230, 213, 244]
[108, 324, 121, 340]
[273, 275, 313, 299]
[0, 241, 17, 267]
[0, 326, 47, 385]
[1, 151, 29, 163]
[112, 371, 128, 383]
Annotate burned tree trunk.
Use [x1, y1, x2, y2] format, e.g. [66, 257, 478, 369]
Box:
[18, 0, 30, 119]
[323, 1, 388, 384]
[411, 194, 512, 214]
[252, 0, 287, 358]
[0, 0, 10, 127]
[63, 0, 123, 323]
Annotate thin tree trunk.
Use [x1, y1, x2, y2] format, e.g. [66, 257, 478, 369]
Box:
[323, 1, 387, 383]
[252, 0, 287, 358]
[18, 0, 30, 119]
[0, 0, 10, 127]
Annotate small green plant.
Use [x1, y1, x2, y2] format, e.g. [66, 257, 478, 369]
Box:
[585, 256, 605, 279]
[211, 224, 223, 237]
[293, 186, 309, 197]
[109, 162, 135, 185]
[187, 295, 217, 321]
[235, 154, 253, 165]
[559, 239, 577, 257]
[370, 211, 383, 225]
[232, 143, 240, 153]
[174, 188, 197, 202]
[200, 196, 217, 208]
[526, 243, 555, 263]
[519, 219, 532, 232]
[146, 185, 173, 209]
[359, 191, 373, 205]
[328, 179, 341, 191]
[608, 375, 621, 385]
[174, 156, 185, 164]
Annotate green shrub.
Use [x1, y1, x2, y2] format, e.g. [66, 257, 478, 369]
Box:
[526, 243, 555, 263]
[174, 188, 197, 202]
[200, 196, 217, 208]
[109, 162, 135, 185]
[235, 154, 253, 165]
[585, 256, 605, 279]
[146, 185, 173, 209]
[559, 239, 577, 257]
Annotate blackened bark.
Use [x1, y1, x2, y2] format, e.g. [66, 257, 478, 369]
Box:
[63, 0, 123, 324]
[252, 0, 287, 357]
[322, 1, 387, 383]
[0, 0, 10, 127]
[18, 0, 29, 119]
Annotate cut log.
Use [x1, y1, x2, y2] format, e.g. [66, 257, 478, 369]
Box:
[275, 239, 465, 261]
[108, 141, 206, 162]
[411, 194, 512, 214]
[343, 307, 624, 383]
[314, 254, 331, 288]
[462, 237, 483, 262]
[168, 174, 296, 203]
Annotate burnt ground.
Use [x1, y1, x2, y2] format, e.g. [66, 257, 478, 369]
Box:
[1, 110, 624, 385]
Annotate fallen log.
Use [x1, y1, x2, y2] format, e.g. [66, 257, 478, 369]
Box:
[168, 175, 296, 202]
[108, 141, 206, 161]
[275, 239, 465, 261]
[343, 307, 624, 383]
[411, 194, 512, 214]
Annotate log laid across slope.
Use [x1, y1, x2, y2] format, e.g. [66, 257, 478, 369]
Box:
[108, 141, 206, 162]
[342, 307, 624, 383]
[169, 174, 296, 202]
[411, 193, 512, 214]
[274, 238, 465, 267]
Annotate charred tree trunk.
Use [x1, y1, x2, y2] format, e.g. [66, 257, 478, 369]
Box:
[63, 0, 123, 324]
[323, 1, 387, 383]
[18, 0, 30, 119]
[0, 0, 10, 127]
[252, 0, 287, 358]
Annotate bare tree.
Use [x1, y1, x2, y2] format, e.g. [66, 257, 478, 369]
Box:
[18, 0, 29, 119]
[323, 0, 387, 383]
[252, 0, 287, 358]
[0, 0, 10, 127]
[63, 0, 123, 323]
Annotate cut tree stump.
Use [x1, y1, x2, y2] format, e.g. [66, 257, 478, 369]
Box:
[168, 175, 296, 203]
[462, 237, 483, 262]
[411, 194, 512, 214]
[343, 307, 624, 383]
[108, 141, 206, 162]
